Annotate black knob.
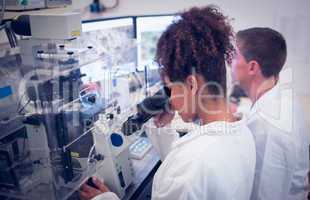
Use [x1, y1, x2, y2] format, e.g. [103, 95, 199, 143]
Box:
[106, 113, 114, 120]
[80, 73, 87, 78]
[85, 120, 92, 127]
[94, 154, 104, 161]
[116, 106, 121, 114]
[88, 95, 96, 103]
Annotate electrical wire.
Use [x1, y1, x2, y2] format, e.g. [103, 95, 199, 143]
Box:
[4, 24, 14, 46]
[12, 28, 18, 45]
[4, 21, 18, 48]
[18, 98, 31, 114]
[17, 91, 27, 110]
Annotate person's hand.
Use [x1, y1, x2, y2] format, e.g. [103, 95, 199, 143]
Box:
[229, 102, 238, 114]
[153, 111, 175, 128]
[79, 177, 110, 200]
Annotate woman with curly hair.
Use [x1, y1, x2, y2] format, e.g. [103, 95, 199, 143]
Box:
[79, 5, 256, 200]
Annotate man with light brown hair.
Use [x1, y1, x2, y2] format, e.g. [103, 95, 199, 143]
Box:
[231, 27, 310, 200]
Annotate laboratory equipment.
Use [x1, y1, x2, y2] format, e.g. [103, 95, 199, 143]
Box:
[10, 12, 83, 67]
[46, 0, 72, 8]
[0, 13, 175, 199]
[129, 137, 152, 160]
[121, 86, 171, 136]
[5, 0, 71, 11]
[0, 13, 144, 200]
[0, 52, 30, 193]
[6, 0, 45, 10]
[29, 13, 81, 40]
[0, 12, 107, 200]
[77, 16, 139, 192]
[93, 112, 134, 199]
[89, 0, 105, 13]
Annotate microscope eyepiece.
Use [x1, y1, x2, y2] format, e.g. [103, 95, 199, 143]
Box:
[121, 87, 171, 136]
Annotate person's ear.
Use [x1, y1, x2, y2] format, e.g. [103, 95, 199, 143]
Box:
[185, 75, 198, 94]
[248, 60, 261, 76]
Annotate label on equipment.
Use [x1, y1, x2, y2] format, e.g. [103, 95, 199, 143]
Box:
[0, 86, 13, 99]
[71, 30, 81, 37]
[71, 152, 80, 158]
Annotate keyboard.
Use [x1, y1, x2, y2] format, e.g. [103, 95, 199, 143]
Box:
[129, 137, 152, 160]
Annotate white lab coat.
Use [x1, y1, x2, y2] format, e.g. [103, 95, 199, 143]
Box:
[246, 83, 310, 200]
[94, 117, 256, 200]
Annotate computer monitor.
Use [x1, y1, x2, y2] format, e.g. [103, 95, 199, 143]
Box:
[136, 15, 179, 71]
[81, 17, 136, 82]
[136, 15, 179, 91]
[80, 18, 137, 100]
[82, 17, 133, 32]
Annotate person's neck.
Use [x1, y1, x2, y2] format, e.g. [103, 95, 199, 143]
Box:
[198, 98, 236, 125]
[248, 76, 277, 104]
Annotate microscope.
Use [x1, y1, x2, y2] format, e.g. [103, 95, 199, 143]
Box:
[121, 86, 171, 136]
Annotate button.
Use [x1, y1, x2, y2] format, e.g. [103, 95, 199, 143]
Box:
[110, 133, 123, 147]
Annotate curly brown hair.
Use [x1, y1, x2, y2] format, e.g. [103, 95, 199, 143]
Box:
[156, 5, 234, 95]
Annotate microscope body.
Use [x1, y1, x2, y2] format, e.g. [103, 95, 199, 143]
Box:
[93, 113, 134, 198]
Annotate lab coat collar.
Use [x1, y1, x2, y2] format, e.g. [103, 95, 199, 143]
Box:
[248, 83, 293, 132]
[249, 83, 280, 117]
[172, 116, 246, 149]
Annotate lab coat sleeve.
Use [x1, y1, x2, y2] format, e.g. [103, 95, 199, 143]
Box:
[254, 126, 296, 200]
[288, 107, 310, 200]
[92, 192, 120, 200]
[151, 153, 206, 200]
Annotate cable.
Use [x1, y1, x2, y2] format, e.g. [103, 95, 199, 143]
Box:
[4, 24, 14, 46]
[104, 0, 119, 10]
[4, 22, 13, 46]
[12, 27, 18, 45]
[4, 21, 18, 48]
[17, 91, 27, 111]
[18, 98, 31, 114]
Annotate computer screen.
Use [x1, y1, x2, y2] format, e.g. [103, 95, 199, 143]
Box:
[80, 18, 136, 99]
[80, 17, 144, 112]
[136, 15, 179, 71]
[81, 17, 136, 82]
